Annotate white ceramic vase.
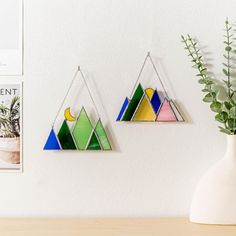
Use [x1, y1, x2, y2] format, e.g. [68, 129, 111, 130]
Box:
[190, 135, 236, 224]
[0, 137, 20, 164]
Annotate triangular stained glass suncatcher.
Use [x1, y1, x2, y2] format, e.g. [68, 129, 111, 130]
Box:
[44, 67, 112, 151]
[116, 52, 184, 122]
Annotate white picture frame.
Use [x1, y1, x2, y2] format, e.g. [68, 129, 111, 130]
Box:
[0, 82, 22, 172]
[0, 0, 23, 75]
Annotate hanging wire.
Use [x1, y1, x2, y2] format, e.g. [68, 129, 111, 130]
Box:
[52, 66, 100, 127]
[130, 52, 170, 99]
[79, 67, 100, 118]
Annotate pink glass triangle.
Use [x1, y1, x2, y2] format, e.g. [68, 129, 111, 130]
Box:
[156, 99, 177, 122]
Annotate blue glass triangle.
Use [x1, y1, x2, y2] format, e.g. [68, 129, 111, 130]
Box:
[116, 97, 129, 121]
[151, 90, 161, 114]
[44, 128, 61, 150]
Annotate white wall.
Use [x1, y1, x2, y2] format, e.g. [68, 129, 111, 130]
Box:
[0, 0, 234, 217]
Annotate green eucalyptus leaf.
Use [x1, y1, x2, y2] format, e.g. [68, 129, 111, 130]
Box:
[198, 79, 206, 84]
[230, 106, 236, 117]
[225, 101, 233, 110]
[206, 80, 214, 85]
[210, 101, 222, 113]
[227, 118, 236, 129]
[218, 126, 232, 135]
[203, 93, 215, 103]
[215, 112, 228, 123]
[225, 46, 232, 51]
[223, 68, 229, 76]
[200, 68, 207, 73]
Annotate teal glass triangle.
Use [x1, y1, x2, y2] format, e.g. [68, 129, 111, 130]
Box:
[57, 120, 77, 150]
[86, 131, 102, 150]
[72, 107, 93, 150]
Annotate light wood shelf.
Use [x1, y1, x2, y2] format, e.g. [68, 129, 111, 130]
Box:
[0, 218, 235, 236]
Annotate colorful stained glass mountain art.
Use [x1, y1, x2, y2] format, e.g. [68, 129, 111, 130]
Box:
[116, 52, 184, 122]
[44, 67, 112, 151]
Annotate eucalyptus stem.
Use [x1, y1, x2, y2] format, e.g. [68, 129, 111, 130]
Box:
[181, 19, 236, 135]
[224, 19, 233, 98]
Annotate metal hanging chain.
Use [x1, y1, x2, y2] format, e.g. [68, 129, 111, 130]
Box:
[130, 52, 170, 99]
[52, 66, 100, 127]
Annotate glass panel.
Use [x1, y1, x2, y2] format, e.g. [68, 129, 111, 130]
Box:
[132, 95, 156, 121]
[44, 128, 61, 150]
[169, 100, 184, 122]
[95, 119, 112, 150]
[116, 97, 129, 121]
[57, 120, 77, 149]
[64, 107, 76, 121]
[122, 83, 144, 121]
[156, 99, 177, 122]
[72, 107, 93, 150]
[145, 88, 154, 100]
[151, 90, 161, 114]
[86, 131, 102, 150]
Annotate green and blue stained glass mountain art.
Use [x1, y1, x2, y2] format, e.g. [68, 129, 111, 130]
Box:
[116, 83, 184, 122]
[44, 107, 112, 151]
[44, 67, 112, 151]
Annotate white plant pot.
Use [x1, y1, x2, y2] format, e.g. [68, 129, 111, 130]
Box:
[190, 135, 236, 224]
[0, 137, 20, 164]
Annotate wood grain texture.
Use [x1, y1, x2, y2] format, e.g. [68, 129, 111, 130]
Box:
[0, 218, 235, 236]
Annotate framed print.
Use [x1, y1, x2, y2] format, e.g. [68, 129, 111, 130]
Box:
[0, 83, 22, 172]
[0, 0, 23, 75]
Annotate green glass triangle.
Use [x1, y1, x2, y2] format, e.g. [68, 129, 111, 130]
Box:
[86, 131, 102, 150]
[95, 119, 112, 150]
[57, 120, 77, 150]
[72, 107, 93, 150]
[122, 83, 144, 121]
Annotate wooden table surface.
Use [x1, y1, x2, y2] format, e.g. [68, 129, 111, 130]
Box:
[0, 218, 236, 236]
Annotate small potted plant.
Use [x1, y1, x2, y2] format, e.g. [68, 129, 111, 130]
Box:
[182, 19, 236, 224]
[0, 96, 20, 164]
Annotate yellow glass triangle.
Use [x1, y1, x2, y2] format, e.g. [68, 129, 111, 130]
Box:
[145, 88, 154, 100]
[132, 95, 156, 121]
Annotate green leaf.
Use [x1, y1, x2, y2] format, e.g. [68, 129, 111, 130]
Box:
[200, 68, 207, 73]
[227, 118, 236, 129]
[210, 101, 222, 113]
[203, 93, 215, 103]
[224, 101, 233, 110]
[198, 79, 206, 84]
[215, 112, 228, 123]
[225, 46, 232, 51]
[218, 126, 232, 135]
[206, 80, 214, 85]
[223, 68, 229, 76]
[230, 106, 236, 117]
